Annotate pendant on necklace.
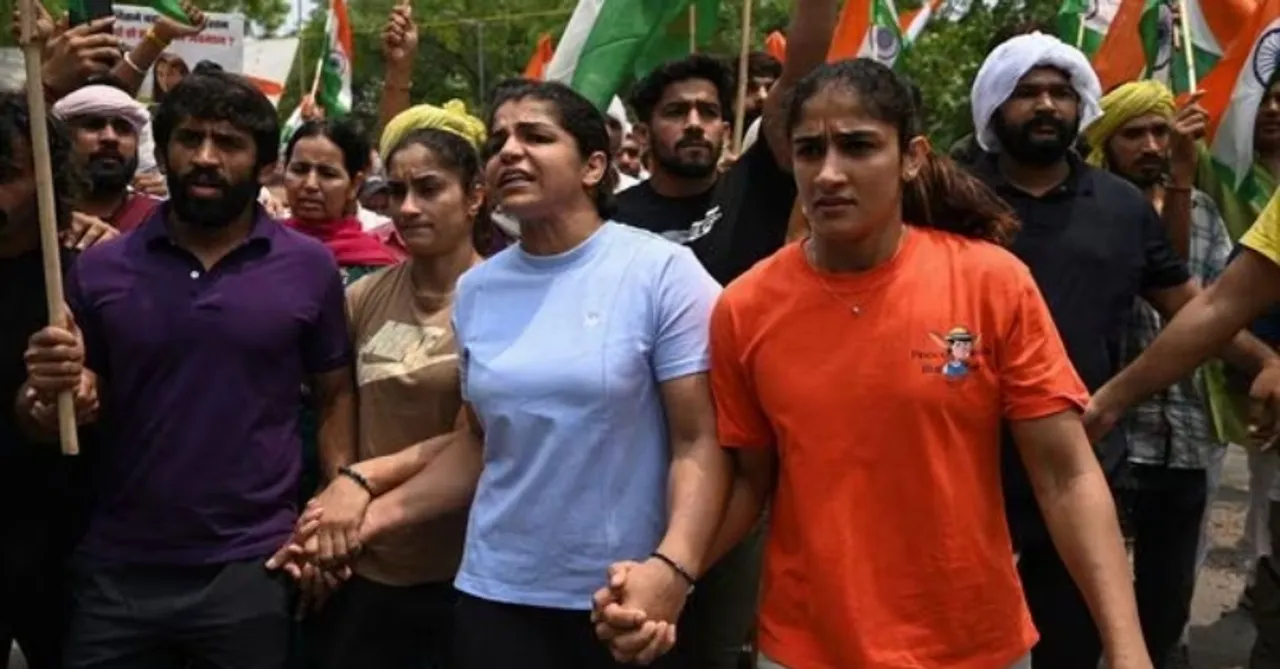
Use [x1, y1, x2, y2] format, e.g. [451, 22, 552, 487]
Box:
[851, 305, 861, 315]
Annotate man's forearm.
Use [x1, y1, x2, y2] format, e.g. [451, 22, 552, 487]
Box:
[316, 388, 359, 481]
[1160, 188, 1192, 261]
[359, 431, 482, 542]
[654, 439, 732, 577]
[1037, 470, 1147, 663]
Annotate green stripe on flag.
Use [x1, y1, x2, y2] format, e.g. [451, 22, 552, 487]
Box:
[149, 0, 192, 25]
[570, 0, 718, 110]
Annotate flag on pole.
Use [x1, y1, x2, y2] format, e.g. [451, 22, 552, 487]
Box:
[1057, 0, 1121, 56]
[899, 0, 944, 44]
[1201, 0, 1280, 198]
[524, 33, 556, 80]
[1145, 0, 1254, 93]
[316, 0, 353, 116]
[828, 0, 904, 67]
[545, 0, 719, 110]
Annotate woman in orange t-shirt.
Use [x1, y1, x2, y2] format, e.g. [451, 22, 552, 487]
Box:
[592, 59, 1151, 669]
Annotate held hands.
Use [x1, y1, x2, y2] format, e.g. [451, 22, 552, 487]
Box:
[264, 509, 351, 617]
[591, 558, 690, 665]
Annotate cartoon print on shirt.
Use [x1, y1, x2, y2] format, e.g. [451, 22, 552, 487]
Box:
[928, 327, 980, 380]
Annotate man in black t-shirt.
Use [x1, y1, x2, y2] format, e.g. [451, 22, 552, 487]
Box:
[0, 92, 96, 669]
[615, 53, 797, 285]
[968, 36, 1280, 669]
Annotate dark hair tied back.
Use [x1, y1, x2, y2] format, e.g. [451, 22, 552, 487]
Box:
[787, 59, 1020, 247]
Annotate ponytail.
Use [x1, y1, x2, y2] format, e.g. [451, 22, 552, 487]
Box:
[903, 151, 1021, 247]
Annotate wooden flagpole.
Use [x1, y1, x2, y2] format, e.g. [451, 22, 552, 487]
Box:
[18, 0, 79, 456]
[733, 0, 753, 154]
[689, 4, 697, 53]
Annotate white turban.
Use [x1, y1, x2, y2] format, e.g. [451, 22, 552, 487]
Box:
[970, 32, 1102, 153]
[52, 85, 150, 135]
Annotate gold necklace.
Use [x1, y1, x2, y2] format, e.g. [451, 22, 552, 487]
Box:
[804, 228, 908, 317]
[805, 241, 863, 316]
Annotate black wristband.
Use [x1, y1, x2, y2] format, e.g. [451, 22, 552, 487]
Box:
[650, 551, 696, 589]
[337, 465, 373, 496]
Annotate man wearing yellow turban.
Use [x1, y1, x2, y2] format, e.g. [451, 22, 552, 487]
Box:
[1084, 79, 1237, 668]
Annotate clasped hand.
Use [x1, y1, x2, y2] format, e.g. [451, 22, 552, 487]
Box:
[590, 558, 691, 665]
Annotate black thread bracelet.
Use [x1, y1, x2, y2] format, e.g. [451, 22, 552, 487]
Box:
[650, 551, 697, 589]
[338, 465, 374, 496]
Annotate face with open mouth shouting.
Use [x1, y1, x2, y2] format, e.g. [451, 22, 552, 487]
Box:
[483, 96, 609, 224]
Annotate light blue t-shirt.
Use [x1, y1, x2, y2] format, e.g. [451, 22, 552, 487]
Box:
[452, 222, 720, 610]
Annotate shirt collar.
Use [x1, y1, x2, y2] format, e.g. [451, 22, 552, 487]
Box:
[972, 151, 1095, 198]
[139, 201, 276, 250]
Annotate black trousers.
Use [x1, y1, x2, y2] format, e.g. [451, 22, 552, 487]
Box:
[454, 593, 683, 669]
[1252, 500, 1280, 669]
[305, 575, 456, 669]
[1121, 466, 1208, 669]
[1018, 465, 1207, 669]
[674, 521, 765, 669]
[0, 454, 87, 669]
[63, 558, 291, 669]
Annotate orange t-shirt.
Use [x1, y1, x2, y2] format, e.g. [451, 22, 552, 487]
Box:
[711, 226, 1088, 669]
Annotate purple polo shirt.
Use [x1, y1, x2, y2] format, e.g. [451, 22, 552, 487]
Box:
[66, 203, 351, 565]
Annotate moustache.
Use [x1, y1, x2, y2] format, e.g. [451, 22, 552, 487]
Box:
[675, 137, 715, 152]
[1135, 154, 1166, 168]
[179, 169, 230, 192]
[89, 150, 126, 164]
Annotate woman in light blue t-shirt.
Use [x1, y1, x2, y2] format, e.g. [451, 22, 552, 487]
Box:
[438, 79, 731, 669]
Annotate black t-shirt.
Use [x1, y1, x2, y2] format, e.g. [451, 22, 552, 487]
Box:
[614, 135, 797, 284]
[0, 247, 93, 514]
[970, 155, 1191, 543]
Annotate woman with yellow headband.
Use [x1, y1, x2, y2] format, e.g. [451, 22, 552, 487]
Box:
[291, 100, 493, 669]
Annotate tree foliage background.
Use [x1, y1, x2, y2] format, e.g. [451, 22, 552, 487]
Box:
[3, 0, 1061, 146]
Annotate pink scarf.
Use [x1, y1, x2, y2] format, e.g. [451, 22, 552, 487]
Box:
[285, 217, 403, 267]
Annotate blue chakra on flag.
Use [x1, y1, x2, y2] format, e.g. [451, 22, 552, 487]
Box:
[872, 26, 900, 63]
[1253, 28, 1280, 87]
[328, 50, 349, 78]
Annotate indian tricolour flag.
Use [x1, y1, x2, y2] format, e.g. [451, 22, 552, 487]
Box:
[316, 0, 354, 116]
[1057, 0, 1121, 57]
[1140, 0, 1252, 94]
[545, 0, 719, 110]
[899, 0, 945, 44]
[828, 0, 904, 67]
[1201, 0, 1280, 198]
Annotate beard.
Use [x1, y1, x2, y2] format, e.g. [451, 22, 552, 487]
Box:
[167, 167, 261, 229]
[86, 152, 139, 196]
[653, 135, 721, 180]
[993, 113, 1078, 166]
[1111, 150, 1169, 189]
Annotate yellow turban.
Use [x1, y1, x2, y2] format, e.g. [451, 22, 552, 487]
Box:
[1083, 80, 1176, 168]
[378, 99, 487, 158]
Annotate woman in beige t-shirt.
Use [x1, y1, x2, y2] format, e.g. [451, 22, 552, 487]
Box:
[302, 110, 490, 668]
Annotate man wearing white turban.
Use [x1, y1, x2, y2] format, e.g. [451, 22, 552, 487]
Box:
[53, 81, 161, 234]
[966, 31, 1280, 669]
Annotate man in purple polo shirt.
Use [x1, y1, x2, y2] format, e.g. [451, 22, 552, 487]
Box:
[23, 70, 359, 669]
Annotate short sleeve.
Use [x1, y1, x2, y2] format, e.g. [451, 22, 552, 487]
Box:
[65, 259, 109, 379]
[652, 247, 721, 382]
[998, 270, 1090, 421]
[303, 265, 354, 375]
[1139, 203, 1192, 291]
[709, 295, 773, 449]
[1242, 191, 1280, 267]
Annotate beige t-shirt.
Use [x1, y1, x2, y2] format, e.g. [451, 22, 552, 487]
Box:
[347, 262, 470, 585]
